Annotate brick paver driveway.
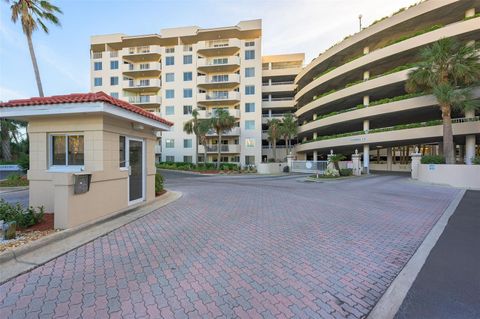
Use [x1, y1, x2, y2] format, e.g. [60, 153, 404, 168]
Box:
[0, 172, 459, 318]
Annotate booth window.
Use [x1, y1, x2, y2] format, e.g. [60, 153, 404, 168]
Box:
[119, 136, 126, 168]
[50, 134, 84, 169]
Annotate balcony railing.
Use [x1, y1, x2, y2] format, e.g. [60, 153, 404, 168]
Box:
[127, 95, 161, 104]
[206, 127, 241, 136]
[123, 79, 161, 88]
[197, 109, 240, 119]
[197, 39, 241, 50]
[197, 56, 240, 68]
[122, 46, 161, 55]
[201, 144, 241, 153]
[197, 74, 240, 85]
[123, 62, 161, 72]
[197, 91, 240, 102]
[262, 97, 294, 102]
[263, 81, 295, 86]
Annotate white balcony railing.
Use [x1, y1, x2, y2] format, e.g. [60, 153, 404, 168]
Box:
[127, 95, 161, 104]
[197, 38, 241, 50]
[197, 56, 240, 68]
[206, 127, 241, 136]
[197, 109, 240, 119]
[122, 46, 161, 56]
[200, 144, 241, 153]
[197, 74, 240, 85]
[122, 62, 161, 72]
[123, 79, 161, 89]
[197, 91, 240, 102]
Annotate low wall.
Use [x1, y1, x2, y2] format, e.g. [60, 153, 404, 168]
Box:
[418, 164, 480, 189]
[370, 163, 411, 172]
[257, 162, 287, 174]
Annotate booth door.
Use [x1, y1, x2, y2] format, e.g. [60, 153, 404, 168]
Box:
[128, 139, 144, 203]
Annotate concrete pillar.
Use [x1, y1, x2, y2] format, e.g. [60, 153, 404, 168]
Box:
[313, 132, 317, 140]
[363, 46, 370, 54]
[387, 147, 393, 171]
[313, 114, 317, 121]
[411, 149, 422, 180]
[363, 144, 370, 174]
[268, 109, 272, 117]
[268, 94, 272, 102]
[287, 154, 294, 171]
[465, 8, 475, 18]
[268, 78, 272, 85]
[465, 135, 476, 165]
[363, 71, 370, 81]
[313, 151, 318, 162]
[363, 95, 370, 106]
[438, 142, 443, 155]
[363, 119, 370, 132]
[352, 149, 362, 176]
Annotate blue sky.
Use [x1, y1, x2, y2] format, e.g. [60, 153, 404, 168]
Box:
[0, 0, 417, 101]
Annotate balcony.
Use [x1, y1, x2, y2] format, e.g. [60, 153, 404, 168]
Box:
[206, 127, 241, 136]
[122, 62, 161, 78]
[199, 144, 241, 153]
[154, 144, 162, 154]
[197, 39, 241, 57]
[262, 113, 285, 124]
[262, 97, 295, 109]
[197, 109, 240, 119]
[197, 74, 240, 89]
[122, 46, 161, 62]
[127, 95, 162, 107]
[197, 56, 240, 73]
[262, 81, 296, 94]
[123, 79, 161, 93]
[197, 91, 240, 106]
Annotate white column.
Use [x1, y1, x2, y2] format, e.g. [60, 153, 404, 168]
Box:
[363, 119, 369, 132]
[268, 109, 272, 117]
[363, 71, 370, 81]
[352, 150, 362, 176]
[363, 144, 370, 174]
[363, 46, 370, 54]
[313, 151, 318, 161]
[363, 95, 370, 106]
[313, 114, 317, 121]
[387, 147, 392, 171]
[465, 108, 476, 164]
[313, 132, 317, 140]
[465, 8, 475, 18]
[411, 149, 422, 180]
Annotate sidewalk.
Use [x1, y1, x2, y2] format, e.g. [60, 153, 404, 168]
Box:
[0, 190, 181, 284]
[395, 190, 480, 319]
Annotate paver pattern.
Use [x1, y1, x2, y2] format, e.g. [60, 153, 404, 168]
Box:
[0, 173, 459, 318]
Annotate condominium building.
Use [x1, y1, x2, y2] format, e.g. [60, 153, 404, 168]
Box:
[293, 0, 480, 171]
[90, 20, 264, 166]
[261, 54, 304, 162]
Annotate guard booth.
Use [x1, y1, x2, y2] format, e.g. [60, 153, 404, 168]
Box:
[0, 92, 172, 229]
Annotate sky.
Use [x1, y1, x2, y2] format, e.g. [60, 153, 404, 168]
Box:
[0, 0, 419, 102]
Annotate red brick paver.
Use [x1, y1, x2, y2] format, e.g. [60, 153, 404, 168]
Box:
[0, 174, 458, 318]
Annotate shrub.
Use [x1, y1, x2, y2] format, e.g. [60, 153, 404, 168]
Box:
[339, 168, 353, 176]
[0, 199, 44, 229]
[155, 173, 164, 194]
[0, 174, 29, 187]
[421, 155, 446, 164]
[18, 153, 29, 171]
[324, 167, 340, 177]
[472, 157, 480, 165]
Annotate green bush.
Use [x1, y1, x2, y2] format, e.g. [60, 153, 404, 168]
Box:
[339, 168, 353, 176]
[0, 174, 29, 187]
[155, 173, 164, 194]
[472, 157, 480, 165]
[18, 153, 29, 171]
[421, 155, 446, 164]
[0, 199, 44, 229]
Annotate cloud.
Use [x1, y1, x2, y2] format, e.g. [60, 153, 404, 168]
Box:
[0, 85, 27, 101]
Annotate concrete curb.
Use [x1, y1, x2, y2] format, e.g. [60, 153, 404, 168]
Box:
[367, 189, 466, 319]
[0, 190, 182, 284]
[0, 186, 29, 194]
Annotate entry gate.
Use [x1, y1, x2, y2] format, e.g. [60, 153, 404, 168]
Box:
[291, 160, 328, 174]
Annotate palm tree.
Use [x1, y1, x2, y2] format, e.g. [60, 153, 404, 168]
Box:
[406, 38, 480, 164]
[197, 120, 211, 165]
[267, 118, 282, 162]
[209, 109, 236, 168]
[280, 113, 297, 156]
[6, 0, 62, 97]
[183, 109, 201, 164]
[0, 120, 21, 161]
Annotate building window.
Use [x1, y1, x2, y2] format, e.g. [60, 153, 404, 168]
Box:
[94, 77, 102, 86]
[245, 85, 255, 95]
[245, 102, 255, 112]
[184, 156, 193, 163]
[110, 61, 119, 70]
[183, 55, 193, 64]
[245, 67, 255, 77]
[245, 156, 255, 165]
[165, 47, 175, 53]
[165, 155, 175, 162]
[245, 41, 255, 47]
[50, 134, 84, 168]
[245, 138, 255, 148]
[183, 88, 193, 98]
[183, 105, 193, 115]
[110, 92, 119, 99]
[165, 139, 174, 148]
[119, 136, 126, 168]
[94, 62, 102, 71]
[165, 89, 174, 99]
[110, 76, 119, 86]
[245, 50, 255, 60]
[183, 45, 193, 52]
[212, 74, 228, 82]
[165, 56, 175, 66]
[165, 73, 175, 82]
[165, 106, 175, 115]
[213, 58, 228, 65]
[184, 139, 192, 148]
[245, 120, 255, 130]
[183, 72, 192, 81]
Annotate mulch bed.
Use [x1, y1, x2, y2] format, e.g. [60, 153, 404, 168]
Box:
[19, 213, 54, 232]
[155, 190, 167, 197]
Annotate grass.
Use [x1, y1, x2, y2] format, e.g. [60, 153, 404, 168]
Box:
[0, 174, 29, 187]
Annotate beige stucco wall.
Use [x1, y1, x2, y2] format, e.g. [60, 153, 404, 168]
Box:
[27, 114, 158, 229]
[418, 164, 480, 189]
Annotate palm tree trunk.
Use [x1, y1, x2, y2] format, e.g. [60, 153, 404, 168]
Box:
[26, 33, 44, 97]
[441, 106, 455, 164]
[1, 121, 12, 161]
[273, 139, 277, 162]
[203, 140, 208, 166]
[195, 135, 198, 165]
[217, 132, 222, 169]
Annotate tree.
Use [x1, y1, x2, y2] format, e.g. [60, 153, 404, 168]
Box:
[6, 0, 63, 97]
[197, 120, 212, 165]
[209, 109, 236, 168]
[406, 38, 480, 164]
[328, 154, 346, 171]
[183, 109, 201, 164]
[267, 118, 282, 162]
[0, 120, 21, 161]
[280, 113, 297, 156]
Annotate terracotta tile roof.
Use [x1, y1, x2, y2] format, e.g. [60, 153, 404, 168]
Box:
[0, 92, 173, 126]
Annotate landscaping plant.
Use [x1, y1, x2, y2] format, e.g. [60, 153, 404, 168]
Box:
[155, 173, 164, 195]
[0, 199, 44, 229]
[421, 155, 446, 164]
